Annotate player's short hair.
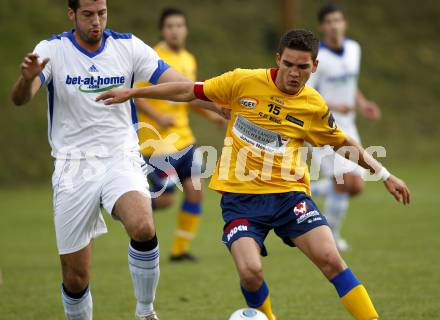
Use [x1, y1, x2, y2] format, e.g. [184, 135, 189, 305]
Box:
[68, 0, 97, 12]
[277, 29, 320, 60]
[159, 7, 186, 30]
[318, 3, 345, 23]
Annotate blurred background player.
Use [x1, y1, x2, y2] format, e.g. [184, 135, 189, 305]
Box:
[308, 3, 382, 251]
[135, 8, 226, 262]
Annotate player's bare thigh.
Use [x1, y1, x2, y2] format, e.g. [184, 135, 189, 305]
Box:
[292, 225, 347, 279]
[334, 172, 364, 196]
[230, 237, 263, 291]
[112, 191, 155, 241]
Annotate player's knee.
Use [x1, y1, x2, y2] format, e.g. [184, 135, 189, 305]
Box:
[317, 251, 346, 279]
[239, 261, 264, 291]
[130, 219, 156, 241]
[184, 185, 203, 203]
[63, 268, 89, 293]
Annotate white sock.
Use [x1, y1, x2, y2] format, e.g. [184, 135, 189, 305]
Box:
[61, 285, 93, 320]
[324, 187, 349, 238]
[310, 178, 332, 197]
[128, 244, 160, 316]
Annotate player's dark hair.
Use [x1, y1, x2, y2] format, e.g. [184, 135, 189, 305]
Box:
[68, 0, 97, 12]
[318, 3, 345, 23]
[277, 29, 320, 60]
[159, 7, 186, 30]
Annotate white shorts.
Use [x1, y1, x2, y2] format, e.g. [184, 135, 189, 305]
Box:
[52, 152, 150, 255]
[311, 122, 365, 179]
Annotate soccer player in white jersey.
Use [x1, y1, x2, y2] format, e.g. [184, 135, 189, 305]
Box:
[10, 1, 220, 319]
[308, 3, 381, 251]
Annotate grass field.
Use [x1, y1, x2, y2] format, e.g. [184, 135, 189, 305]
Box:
[0, 163, 439, 320]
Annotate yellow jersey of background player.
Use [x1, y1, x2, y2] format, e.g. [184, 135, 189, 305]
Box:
[137, 41, 197, 155]
[135, 7, 225, 262]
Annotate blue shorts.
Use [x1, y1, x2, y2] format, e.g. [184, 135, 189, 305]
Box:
[143, 144, 201, 193]
[221, 192, 328, 256]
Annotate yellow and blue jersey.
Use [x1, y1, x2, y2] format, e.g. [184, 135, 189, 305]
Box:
[136, 42, 197, 155]
[194, 68, 347, 195]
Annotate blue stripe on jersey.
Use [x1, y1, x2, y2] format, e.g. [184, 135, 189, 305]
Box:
[48, 80, 55, 138]
[105, 29, 132, 39]
[320, 40, 345, 56]
[149, 60, 170, 84]
[64, 29, 131, 58]
[130, 74, 138, 130]
[47, 32, 70, 41]
[67, 30, 107, 58]
[39, 73, 46, 87]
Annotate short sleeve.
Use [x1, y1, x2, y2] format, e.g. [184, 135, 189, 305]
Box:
[194, 70, 237, 107]
[132, 35, 170, 84]
[305, 100, 347, 147]
[33, 40, 53, 87]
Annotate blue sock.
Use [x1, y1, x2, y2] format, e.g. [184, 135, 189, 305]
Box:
[330, 268, 361, 297]
[241, 281, 269, 308]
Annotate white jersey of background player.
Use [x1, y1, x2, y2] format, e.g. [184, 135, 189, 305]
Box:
[307, 3, 381, 251]
[10, 1, 219, 319]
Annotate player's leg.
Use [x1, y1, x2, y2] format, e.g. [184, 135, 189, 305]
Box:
[221, 192, 276, 320]
[327, 172, 364, 250]
[170, 177, 202, 261]
[102, 153, 159, 319]
[60, 243, 94, 320]
[143, 155, 177, 210]
[230, 238, 276, 320]
[53, 158, 107, 320]
[112, 191, 159, 319]
[170, 145, 203, 261]
[151, 192, 175, 209]
[310, 145, 334, 198]
[293, 226, 378, 320]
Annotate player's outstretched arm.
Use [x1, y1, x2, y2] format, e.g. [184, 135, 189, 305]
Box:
[11, 53, 49, 106]
[334, 136, 411, 205]
[96, 81, 196, 105]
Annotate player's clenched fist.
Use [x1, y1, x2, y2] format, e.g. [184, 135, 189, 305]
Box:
[20, 53, 49, 81]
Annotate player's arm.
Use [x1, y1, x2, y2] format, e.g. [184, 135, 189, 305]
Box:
[334, 136, 410, 205]
[356, 89, 381, 120]
[97, 81, 195, 103]
[11, 53, 49, 106]
[96, 76, 225, 117]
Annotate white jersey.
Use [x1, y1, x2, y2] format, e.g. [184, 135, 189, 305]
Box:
[34, 29, 169, 159]
[308, 39, 361, 128]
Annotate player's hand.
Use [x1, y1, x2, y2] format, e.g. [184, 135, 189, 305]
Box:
[21, 53, 49, 82]
[360, 100, 381, 120]
[384, 175, 410, 205]
[331, 104, 352, 114]
[221, 107, 231, 120]
[96, 88, 132, 105]
[156, 115, 175, 128]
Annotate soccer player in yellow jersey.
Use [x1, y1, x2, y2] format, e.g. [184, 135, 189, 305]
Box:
[135, 8, 226, 262]
[97, 29, 410, 320]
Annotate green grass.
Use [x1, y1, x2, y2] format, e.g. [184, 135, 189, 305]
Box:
[0, 163, 439, 319]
